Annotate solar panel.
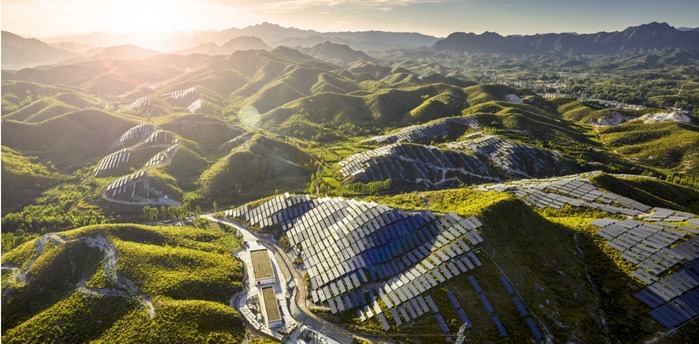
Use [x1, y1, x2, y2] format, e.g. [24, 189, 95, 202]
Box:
[468, 275, 483, 294]
[426, 295, 440, 313]
[468, 251, 482, 267]
[445, 291, 462, 312]
[456, 308, 471, 326]
[390, 308, 402, 326]
[500, 275, 516, 295]
[479, 294, 495, 314]
[512, 297, 528, 317]
[435, 314, 450, 333]
[492, 315, 508, 337]
[378, 313, 391, 331]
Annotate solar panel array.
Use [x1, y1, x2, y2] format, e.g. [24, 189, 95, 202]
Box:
[592, 218, 699, 329]
[500, 275, 544, 340]
[637, 259, 699, 329]
[114, 124, 157, 149]
[123, 97, 152, 112]
[343, 132, 572, 190]
[591, 218, 696, 283]
[337, 143, 498, 188]
[362, 117, 480, 145]
[163, 87, 198, 106]
[480, 172, 651, 214]
[94, 148, 131, 176]
[446, 134, 563, 178]
[105, 170, 147, 197]
[145, 142, 179, 168]
[144, 130, 175, 145]
[227, 194, 487, 330]
[187, 99, 202, 113]
[644, 207, 698, 223]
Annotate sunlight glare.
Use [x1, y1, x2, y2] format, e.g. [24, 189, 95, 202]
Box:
[106, 0, 191, 35]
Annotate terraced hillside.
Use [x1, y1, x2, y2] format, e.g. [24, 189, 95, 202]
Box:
[0, 224, 245, 343]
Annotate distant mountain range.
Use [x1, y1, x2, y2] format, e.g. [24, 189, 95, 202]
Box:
[194, 22, 439, 52]
[177, 36, 272, 55]
[432, 22, 699, 55]
[302, 41, 374, 65]
[1, 31, 77, 69]
[4, 22, 699, 69]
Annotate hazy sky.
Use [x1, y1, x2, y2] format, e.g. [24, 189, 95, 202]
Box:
[3, 0, 698, 38]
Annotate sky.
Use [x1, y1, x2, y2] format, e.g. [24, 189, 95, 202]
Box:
[2, 0, 698, 38]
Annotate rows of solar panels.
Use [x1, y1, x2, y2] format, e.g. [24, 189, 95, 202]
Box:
[480, 172, 699, 329]
[340, 133, 573, 190]
[114, 123, 156, 149]
[105, 170, 147, 196]
[101, 124, 182, 203]
[445, 134, 565, 178]
[228, 193, 496, 330]
[499, 275, 544, 340]
[591, 218, 699, 329]
[480, 172, 651, 214]
[123, 97, 152, 112]
[362, 116, 480, 145]
[338, 143, 497, 188]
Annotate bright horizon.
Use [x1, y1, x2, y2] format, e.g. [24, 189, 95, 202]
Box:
[3, 0, 698, 39]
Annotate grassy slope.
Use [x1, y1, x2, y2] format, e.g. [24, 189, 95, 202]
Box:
[2, 109, 137, 170]
[590, 173, 699, 213]
[1, 223, 245, 343]
[1, 146, 67, 210]
[159, 115, 245, 153]
[596, 121, 699, 174]
[198, 134, 316, 205]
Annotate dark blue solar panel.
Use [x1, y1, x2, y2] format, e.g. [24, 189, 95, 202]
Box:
[492, 315, 507, 337]
[435, 314, 450, 333]
[525, 318, 543, 340]
[635, 289, 665, 308]
[467, 251, 482, 267]
[468, 275, 483, 294]
[512, 297, 528, 317]
[480, 294, 495, 314]
[656, 308, 680, 328]
[447, 291, 462, 310]
[456, 308, 471, 327]
[500, 275, 516, 295]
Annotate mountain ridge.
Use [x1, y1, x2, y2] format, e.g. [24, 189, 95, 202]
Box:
[433, 22, 699, 54]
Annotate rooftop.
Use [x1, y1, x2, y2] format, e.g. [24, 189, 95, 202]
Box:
[261, 286, 281, 322]
[250, 248, 275, 281]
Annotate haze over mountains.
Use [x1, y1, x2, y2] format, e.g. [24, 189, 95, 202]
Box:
[4, 22, 699, 69]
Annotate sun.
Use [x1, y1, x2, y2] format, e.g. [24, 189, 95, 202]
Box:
[106, 0, 190, 35]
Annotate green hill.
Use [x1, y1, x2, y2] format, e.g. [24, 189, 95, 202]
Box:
[2, 109, 137, 170]
[597, 121, 699, 174]
[1, 223, 245, 343]
[590, 173, 699, 212]
[159, 115, 245, 152]
[198, 134, 315, 204]
[4, 97, 79, 123]
[1, 146, 67, 211]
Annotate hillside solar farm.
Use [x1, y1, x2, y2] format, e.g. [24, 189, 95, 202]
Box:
[2, 9, 699, 344]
